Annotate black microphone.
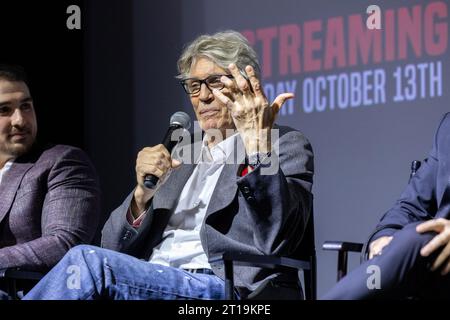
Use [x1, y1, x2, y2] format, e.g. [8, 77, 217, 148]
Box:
[144, 111, 191, 189]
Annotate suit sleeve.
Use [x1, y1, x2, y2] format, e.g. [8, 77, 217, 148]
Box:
[236, 130, 314, 255]
[101, 191, 155, 256]
[370, 114, 448, 242]
[0, 147, 101, 271]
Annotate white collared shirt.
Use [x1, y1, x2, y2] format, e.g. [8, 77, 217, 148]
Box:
[0, 160, 14, 185]
[149, 133, 239, 269]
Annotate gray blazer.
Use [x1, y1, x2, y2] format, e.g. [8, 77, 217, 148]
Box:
[0, 144, 101, 271]
[102, 125, 314, 299]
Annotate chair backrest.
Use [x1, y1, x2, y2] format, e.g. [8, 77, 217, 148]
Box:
[0, 268, 44, 299]
[324, 160, 422, 283]
[292, 203, 316, 300]
[219, 197, 317, 300]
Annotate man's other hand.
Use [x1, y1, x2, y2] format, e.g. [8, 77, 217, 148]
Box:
[417, 218, 450, 275]
[369, 236, 393, 259]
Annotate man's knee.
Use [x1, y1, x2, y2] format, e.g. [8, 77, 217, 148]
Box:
[67, 244, 97, 255]
[392, 222, 436, 254]
[65, 244, 102, 263]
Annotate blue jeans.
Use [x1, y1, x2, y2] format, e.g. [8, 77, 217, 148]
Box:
[23, 245, 228, 300]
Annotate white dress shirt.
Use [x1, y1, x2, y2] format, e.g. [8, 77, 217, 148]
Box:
[149, 133, 239, 270]
[0, 160, 14, 185]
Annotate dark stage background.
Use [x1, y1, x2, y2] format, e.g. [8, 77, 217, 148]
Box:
[2, 0, 449, 297]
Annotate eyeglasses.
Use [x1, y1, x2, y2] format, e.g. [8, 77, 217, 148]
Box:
[180, 74, 234, 95]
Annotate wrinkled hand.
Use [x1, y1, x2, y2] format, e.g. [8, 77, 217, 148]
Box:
[212, 63, 293, 154]
[369, 236, 393, 259]
[417, 218, 450, 275]
[132, 144, 181, 216]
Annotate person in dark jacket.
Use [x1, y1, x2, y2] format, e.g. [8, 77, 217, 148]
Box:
[324, 113, 450, 299]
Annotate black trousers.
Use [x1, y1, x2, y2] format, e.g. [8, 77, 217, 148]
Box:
[323, 222, 450, 299]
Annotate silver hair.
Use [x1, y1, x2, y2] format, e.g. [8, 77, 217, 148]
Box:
[177, 30, 261, 80]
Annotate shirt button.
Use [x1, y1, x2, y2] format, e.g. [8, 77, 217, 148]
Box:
[242, 186, 250, 194]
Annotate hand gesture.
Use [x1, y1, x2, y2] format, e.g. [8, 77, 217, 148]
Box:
[212, 63, 293, 154]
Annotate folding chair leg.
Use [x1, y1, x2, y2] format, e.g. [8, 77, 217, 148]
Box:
[6, 279, 18, 300]
[337, 251, 348, 281]
[224, 260, 235, 300]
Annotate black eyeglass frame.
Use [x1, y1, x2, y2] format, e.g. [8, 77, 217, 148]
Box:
[179, 74, 235, 95]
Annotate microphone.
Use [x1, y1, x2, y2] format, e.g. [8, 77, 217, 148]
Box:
[144, 111, 191, 189]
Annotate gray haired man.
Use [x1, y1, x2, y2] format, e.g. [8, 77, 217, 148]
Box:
[25, 30, 314, 300]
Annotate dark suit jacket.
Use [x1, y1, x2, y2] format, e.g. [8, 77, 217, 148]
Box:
[0, 144, 101, 271]
[372, 113, 450, 241]
[102, 125, 314, 299]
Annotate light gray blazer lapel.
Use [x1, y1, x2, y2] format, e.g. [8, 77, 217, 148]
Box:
[152, 138, 202, 211]
[206, 135, 246, 216]
[152, 164, 195, 211]
[0, 161, 34, 224]
[152, 135, 245, 215]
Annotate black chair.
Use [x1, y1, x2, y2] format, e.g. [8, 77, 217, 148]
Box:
[0, 215, 109, 300]
[211, 205, 317, 300]
[0, 268, 44, 299]
[323, 160, 422, 281]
